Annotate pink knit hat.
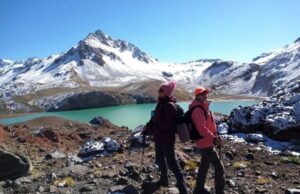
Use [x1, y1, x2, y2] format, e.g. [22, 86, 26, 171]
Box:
[159, 80, 176, 97]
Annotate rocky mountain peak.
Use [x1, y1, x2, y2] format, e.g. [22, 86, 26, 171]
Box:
[24, 57, 40, 66]
[0, 59, 15, 67]
[82, 29, 114, 47]
[78, 30, 155, 64]
[294, 37, 300, 43]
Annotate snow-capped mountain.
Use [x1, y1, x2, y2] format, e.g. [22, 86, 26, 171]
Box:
[0, 30, 165, 97]
[0, 29, 260, 99]
[198, 61, 260, 95]
[252, 38, 300, 96]
[0, 30, 299, 112]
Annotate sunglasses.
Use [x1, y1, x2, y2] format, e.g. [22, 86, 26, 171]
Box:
[158, 89, 164, 93]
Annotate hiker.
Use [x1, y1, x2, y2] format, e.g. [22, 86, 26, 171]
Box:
[190, 87, 225, 194]
[143, 80, 188, 194]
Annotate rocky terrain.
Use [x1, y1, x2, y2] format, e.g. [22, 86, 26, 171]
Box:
[0, 116, 300, 194]
[228, 80, 300, 144]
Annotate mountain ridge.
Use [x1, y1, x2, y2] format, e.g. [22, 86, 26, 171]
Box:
[0, 29, 299, 112]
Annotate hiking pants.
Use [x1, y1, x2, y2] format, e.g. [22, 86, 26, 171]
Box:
[155, 142, 188, 194]
[195, 147, 225, 194]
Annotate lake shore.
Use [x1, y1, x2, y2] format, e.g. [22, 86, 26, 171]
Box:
[0, 112, 31, 119]
[208, 94, 266, 101]
[0, 94, 264, 120]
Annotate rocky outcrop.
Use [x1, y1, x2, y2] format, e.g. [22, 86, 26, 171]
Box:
[228, 81, 300, 141]
[0, 149, 31, 181]
[203, 61, 234, 77]
[3, 100, 33, 113]
[129, 94, 156, 104]
[162, 71, 173, 77]
[34, 91, 134, 111]
[89, 116, 113, 127]
[78, 137, 121, 157]
[32, 91, 158, 112]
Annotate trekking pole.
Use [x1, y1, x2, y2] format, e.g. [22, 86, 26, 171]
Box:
[217, 131, 222, 158]
[217, 131, 222, 157]
[217, 144, 222, 157]
[140, 134, 146, 172]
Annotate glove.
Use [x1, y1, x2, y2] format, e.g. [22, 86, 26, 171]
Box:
[141, 125, 149, 136]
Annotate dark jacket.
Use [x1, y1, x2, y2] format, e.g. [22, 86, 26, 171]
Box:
[147, 96, 177, 144]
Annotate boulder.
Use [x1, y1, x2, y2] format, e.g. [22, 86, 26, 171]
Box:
[34, 128, 60, 143]
[225, 151, 235, 160]
[48, 151, 66, 159]
[129, 125, 149, 147]
[245, 153, 255, 161]
[79, 139, 104, 157]
[285, 188, 300, 194]
[104, 137, 121, 152]
[89, 116, 112, 127]
[0, 149, 31, 181]
[228, 81, 300, 141]
[78, 137, 120, 157]
[79, 185, 94, 192]
[226, 179, 236, 187]
[245, 133, 265, 143]
[109, 185, 138, 194]
[217, 123, 229, 135]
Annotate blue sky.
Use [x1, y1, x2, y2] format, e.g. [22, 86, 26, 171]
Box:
[0, 0, 299, 63]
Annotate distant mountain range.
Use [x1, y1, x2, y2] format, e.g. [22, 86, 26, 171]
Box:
[0, 30, 299, 112]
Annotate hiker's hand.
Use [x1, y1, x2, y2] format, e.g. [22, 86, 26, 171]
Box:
[214, 137, 223, 146]
[142, 125, 148, 136]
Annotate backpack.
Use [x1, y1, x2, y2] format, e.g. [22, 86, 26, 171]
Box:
[177, 105, 213, 142]
[173, 103, 185, 129]
[148, 102, 184, 135]
[165, 102, 184, 131]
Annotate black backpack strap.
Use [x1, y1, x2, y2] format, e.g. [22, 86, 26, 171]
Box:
[190, 105, 208, 121]
[209, 111, 213, 122]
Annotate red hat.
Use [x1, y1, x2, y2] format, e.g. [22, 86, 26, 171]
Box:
[159, 80, 176, 97]
[194, 87, 210, 96]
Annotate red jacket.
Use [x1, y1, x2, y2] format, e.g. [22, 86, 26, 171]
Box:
[147, 96, 177, 144]
[189, 100, 217, 149]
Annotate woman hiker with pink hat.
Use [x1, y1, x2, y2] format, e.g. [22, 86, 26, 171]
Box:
[143, 80, 188, 194]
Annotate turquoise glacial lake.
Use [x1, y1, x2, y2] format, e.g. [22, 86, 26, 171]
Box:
[0, 100, 258, 129]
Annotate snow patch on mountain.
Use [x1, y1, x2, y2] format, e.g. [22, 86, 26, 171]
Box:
[252, 39, 300, 96]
